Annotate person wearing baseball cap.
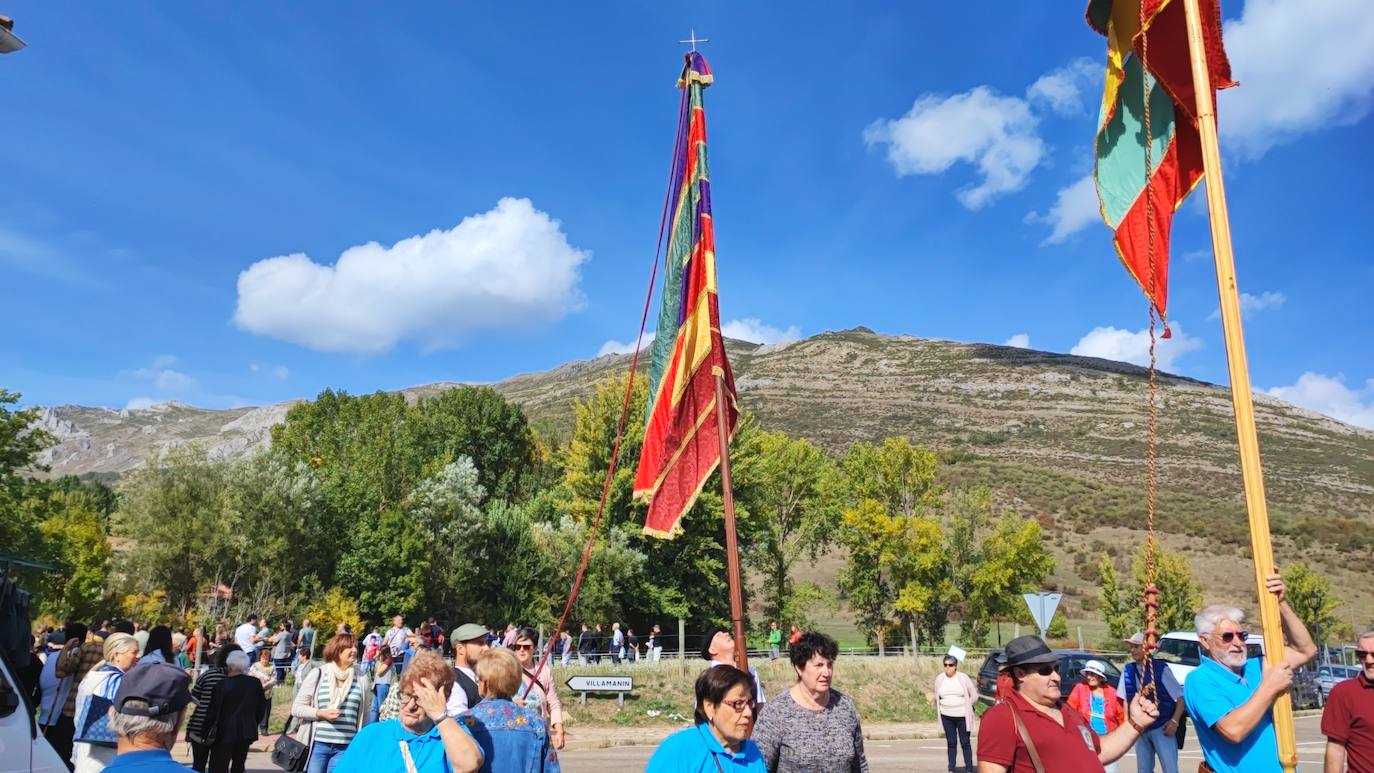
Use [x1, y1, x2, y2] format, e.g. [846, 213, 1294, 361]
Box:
[444, 624, 490, 717]
[1118, 632, 1185, 773]
[977, 635, 1157, 773]
[103, 661, 194, 772]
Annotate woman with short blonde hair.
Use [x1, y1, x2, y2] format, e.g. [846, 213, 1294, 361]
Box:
[468, 649, 560, 772]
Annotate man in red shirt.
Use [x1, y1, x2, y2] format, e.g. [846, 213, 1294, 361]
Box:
[1323, 628, 1374, 773]
[978, 635, 1157, 772]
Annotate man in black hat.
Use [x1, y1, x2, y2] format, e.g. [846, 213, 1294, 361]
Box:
[977, 635, 1156, 773]
[103, 661, 194, 772]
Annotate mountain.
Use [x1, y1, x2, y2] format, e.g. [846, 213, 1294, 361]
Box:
[32, 328, 1374, 629]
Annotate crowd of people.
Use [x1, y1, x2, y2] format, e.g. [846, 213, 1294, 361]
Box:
[22, 574, 1374, 773]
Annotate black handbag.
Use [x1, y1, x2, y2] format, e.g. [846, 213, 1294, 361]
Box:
[271, 733, 309, 772]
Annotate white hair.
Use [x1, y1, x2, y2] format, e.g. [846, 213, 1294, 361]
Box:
[108, 701, 181, 740]
[1359, 627, 1374, 643]
[1195, 605, 1245, 637]
[226, 650, 250, 674]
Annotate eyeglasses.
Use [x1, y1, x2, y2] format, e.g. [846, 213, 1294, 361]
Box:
[396, 691, 419, 707]
[719, 698, 756, 712]
[1022, 664, 1056, 677]
[1216, 631, 1250, 644]
[1356, 650, 1373, 660]
[943, 662, 958, 668]
[514, 644, 534, 651]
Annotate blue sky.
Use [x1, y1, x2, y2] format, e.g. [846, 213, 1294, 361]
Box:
[2, 1, 1372, 427]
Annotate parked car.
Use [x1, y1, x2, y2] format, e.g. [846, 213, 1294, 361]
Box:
[1316, 664, 1361, 698]
[976, 649, 1123, 704]
[1290, 666, 1323, 710]
[0, 649, 67, 773]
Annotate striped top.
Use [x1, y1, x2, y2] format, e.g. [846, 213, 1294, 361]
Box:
[185, 668, 226, 743]
[312, 673, 364, 745]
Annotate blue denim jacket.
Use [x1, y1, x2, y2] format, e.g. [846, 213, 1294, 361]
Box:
[464, 698, 561, 773]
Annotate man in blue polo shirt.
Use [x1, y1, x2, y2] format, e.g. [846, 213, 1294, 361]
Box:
[1183, 571, 1317, 773]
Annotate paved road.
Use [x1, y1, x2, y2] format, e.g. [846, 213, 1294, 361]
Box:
[560, 714, 1328, 772]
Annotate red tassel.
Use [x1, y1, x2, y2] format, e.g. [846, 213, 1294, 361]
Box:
[1161, 323, 1172, 339]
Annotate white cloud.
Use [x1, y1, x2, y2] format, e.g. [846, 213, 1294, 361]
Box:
[1207, 291, 1286, 320]
[234, 198, 589, 354]
[249, 363, 291, 380]
[1070, 323, 1204, 371]
[721, 318, 802, 345]
[125, 397, 160, 410]
[130, 367, 195, 391]
[864, 86, 1045, 209]
[1221, 0, 1374, 158]
[1266, 373, 1374, 429]
[1026, 58, 1100, 116]
[597, 332, 655, 357]
[1028, 175, 1101, 244]
[1004, 333, 1032, 349]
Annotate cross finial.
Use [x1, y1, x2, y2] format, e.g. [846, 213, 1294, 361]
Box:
[678, 29, 709, 51]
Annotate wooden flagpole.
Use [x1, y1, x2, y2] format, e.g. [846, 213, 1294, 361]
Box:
[1179, 0, 1295, 769]
[714, 372, 750, 673]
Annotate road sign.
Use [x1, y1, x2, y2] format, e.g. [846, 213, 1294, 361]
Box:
[1022, 592, 1062, 637]
[565, 675, 633, 693]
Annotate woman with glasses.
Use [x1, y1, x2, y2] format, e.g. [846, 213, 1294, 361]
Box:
[335, 650, 483, 773]
[933, 655, 976, 773]
[646, 665, 766, 772]
[466, 648, 561, 773]
[750, 632, 867, 773]
[511, 628, 566, 750]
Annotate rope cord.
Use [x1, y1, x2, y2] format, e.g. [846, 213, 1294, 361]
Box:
[520, 84, 690, 700]
[1138, 4, 1162, 703]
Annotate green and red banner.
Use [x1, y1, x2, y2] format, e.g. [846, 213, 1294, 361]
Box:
[1088, 0, 1234, 321]
[634, 52, 738, 539]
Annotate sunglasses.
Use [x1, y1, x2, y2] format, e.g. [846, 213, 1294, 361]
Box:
[1216, 631, 1250, 644]
[718, 698, 756, 712]
[514, 644, 535, 651]
[943, 662, 958, 668]
[1020, 664, 1056, 677]
[1356, 650, 1373, 660]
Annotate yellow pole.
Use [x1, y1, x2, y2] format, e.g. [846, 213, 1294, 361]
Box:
[1178, 0, 1296, 770]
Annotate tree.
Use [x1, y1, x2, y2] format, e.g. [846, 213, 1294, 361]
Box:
[963, 515, 1055, 646]
[0, 389, 55, 585]
[837, 499, 895, 645]
[36, 490, 112, 620]
[1097, 545, 1201, 637]
[410, 387, 538, 502]
[841, 437, 940, 518]
[1098, 555, 1134, 640]
[1282, 563, 1340, 644]
[733, 431, 838, 626]
[300, 587, 366, 645]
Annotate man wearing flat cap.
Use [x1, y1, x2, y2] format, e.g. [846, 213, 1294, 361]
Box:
[977, 635, 1157, 773]
[445, 623, 491, 717]
[104, 661, 195, 772]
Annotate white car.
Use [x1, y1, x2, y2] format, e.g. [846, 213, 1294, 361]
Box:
[1315, 664, 1361, 698]
[1154, 631, 1266, 685]
[0, 651, 67, 773]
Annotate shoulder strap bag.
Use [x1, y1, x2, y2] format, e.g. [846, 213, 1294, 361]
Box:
[1009, 708, 1046, 773]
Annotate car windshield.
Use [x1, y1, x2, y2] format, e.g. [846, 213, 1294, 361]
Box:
[1157, 638, 1201, 666]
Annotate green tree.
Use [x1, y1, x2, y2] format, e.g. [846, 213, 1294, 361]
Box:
[841, 437, 940, 518]
[963, 515, 1055, 646]
[410, 387, 538, 502]
[836, 498, 895, 645]
[1282, 563, 1340, 644]
[1098, 545, 1201, 637]
[36, 490, 112, 620]
[1098, 554, 1134, 639]
[336, 506, 429, 622]
[734, 431, 838, 627]
[0, 390, 55, 582]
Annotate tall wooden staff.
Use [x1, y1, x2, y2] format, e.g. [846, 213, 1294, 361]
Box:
[1180, 0, 1295, 769]
[715, 374, 749, 672]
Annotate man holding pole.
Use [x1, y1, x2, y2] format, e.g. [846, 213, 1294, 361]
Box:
[1183, 573, 1316, 773]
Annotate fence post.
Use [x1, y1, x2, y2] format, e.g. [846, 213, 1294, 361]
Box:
[877, 628, 885, 658]
[909, 622, 918, 658]
[1014, 623, 1020, 638]
[1077, 626, 1085, 650]
[678, 617, 686, 675]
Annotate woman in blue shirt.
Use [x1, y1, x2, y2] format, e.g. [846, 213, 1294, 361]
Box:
[647, 665, 767, 773]
[336, 651, 483, 773]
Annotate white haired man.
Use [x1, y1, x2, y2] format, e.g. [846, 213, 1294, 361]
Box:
[1322, 627, 1374, 773]
[1183, 571, 1317, 773]
[104, 661, 195, 772]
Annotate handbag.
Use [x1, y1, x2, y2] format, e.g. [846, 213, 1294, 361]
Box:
[73, 666, 121, 747]
[271, 732, 309, 772]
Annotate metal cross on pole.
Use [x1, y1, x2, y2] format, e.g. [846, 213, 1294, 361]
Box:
[678, 29, 709, 51]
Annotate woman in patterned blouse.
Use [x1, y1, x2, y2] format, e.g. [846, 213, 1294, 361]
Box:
[750, 632, 869, 773]
[465, 649, 560, 773]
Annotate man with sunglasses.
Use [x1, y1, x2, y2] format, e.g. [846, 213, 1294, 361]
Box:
[978, 635, 1157, 772]
[1322, 627, 1374, 773]
[1183, 572, 1317, 773]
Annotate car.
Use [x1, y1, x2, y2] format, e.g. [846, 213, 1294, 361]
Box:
[1155, 631, 1265, 686]
[0, 649, 67, 772]
[1316, 664, 1361, 698]
[1290, 666, 1323, 710]
[976, 649, 1123, 704]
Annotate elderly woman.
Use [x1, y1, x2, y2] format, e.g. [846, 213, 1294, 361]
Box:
[647, 665, 765, 772]
[72, 632, 140, 773]
[247, 645, 279, 735]
[1066, 660, 1124, 773]
[466, 649, 561, 773]
[933, 655, 977, 773]
[335, 650, 483, 773]
[750, 632, 867, 773]
[207, 650, 267, 773]
[292, 632, 373, 773]
[186, 644, 241, 772]
[511, 628, 565, 750]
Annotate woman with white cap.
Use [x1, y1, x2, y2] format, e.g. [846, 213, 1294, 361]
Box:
[1067, 660, 1125, 773]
